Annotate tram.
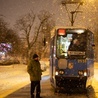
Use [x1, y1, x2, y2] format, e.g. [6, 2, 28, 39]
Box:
[50, 27, 95, 92]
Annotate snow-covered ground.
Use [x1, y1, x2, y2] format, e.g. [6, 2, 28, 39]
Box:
[0, 64, 29, 97]
[94, 63, 98, 81]
[0, 62, 49, 98]
[0, 62, 98, 98]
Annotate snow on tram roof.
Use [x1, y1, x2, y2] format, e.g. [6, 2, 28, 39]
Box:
[50, 26, 88, 38]
[53, 26, 88, 30]
[50, 26, 94, 38]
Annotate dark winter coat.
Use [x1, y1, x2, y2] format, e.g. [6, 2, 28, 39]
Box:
[27, 59, 42, 81]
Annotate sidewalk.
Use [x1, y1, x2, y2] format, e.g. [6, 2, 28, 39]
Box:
[0, 66, 49, 98]
[5, 75, 50, 98]
[5, 84, 31, 98]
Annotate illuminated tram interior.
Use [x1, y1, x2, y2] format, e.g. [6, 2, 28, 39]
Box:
[57, 29, 87, 58]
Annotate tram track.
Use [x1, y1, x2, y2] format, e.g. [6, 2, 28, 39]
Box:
[85, 86, 98, 98]
[53, 86, 98, 98]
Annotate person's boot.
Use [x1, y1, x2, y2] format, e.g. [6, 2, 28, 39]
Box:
[36, 93, 42, 98]
[31, 94, 34, 98]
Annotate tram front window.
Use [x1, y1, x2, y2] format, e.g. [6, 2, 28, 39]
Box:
[57, 32, 87, 58]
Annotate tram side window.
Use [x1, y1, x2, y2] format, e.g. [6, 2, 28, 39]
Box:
[87, 32, 94, 58]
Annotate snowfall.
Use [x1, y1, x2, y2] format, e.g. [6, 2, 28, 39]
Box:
[0, 61, 98, 98]
[0, 59, 49, 97]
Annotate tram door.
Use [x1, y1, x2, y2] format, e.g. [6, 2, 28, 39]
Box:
[50, 37, 54, 80]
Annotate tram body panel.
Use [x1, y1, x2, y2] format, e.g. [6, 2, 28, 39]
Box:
[50, 27, 95, 91]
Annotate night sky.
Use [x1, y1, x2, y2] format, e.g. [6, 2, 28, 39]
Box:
[0, 0, 98, 29]
[0, 0, 62, 27]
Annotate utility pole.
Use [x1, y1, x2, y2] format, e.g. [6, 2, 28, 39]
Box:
[61, 1, 83, 26]
[70, 11, 82, 26]
[70, 11, 75, 26]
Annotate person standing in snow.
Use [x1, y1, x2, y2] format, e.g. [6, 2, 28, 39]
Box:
[27, 54, 42, 98]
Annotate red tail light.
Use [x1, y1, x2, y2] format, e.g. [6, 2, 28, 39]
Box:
[58, 29, 66, 35]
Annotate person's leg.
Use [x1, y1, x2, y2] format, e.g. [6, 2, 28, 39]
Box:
[36, 81, 41, 98]
[31, 81, 36, 98]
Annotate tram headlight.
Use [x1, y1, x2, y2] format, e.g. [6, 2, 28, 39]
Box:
[84, 71, 87, 76]
[55, 70, 65, 75]
[55, 71, 59, 75]
[78, 70, 87, 76]
[78, 70, 84, 75]
[59, 70, 65, 75]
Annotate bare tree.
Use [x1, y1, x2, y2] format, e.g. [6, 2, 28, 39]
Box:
[15, 10, 54, 61]
[0, 18, 8, 42]
[0, 17, 22, 60]
[33, 10, 55, 58]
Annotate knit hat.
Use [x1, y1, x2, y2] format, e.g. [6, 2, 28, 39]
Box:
[33, 54, 38, 59]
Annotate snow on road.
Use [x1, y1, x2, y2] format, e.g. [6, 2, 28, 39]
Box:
[0, 62, 98, 98]
[94, 63, 98, 81]
[0, 64, 30, 97]
[0, 63, 49, 98]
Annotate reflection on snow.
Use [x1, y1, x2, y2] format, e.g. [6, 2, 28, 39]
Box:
[42, 75, 50, 81]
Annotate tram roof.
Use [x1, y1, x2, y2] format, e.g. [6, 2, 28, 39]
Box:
[51, 26, 93, 38]
[53, 26, 88, 30]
